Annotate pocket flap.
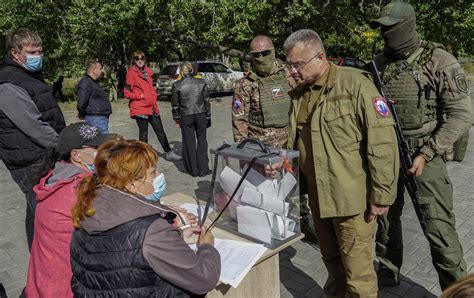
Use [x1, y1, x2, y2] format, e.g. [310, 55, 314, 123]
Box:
[324, 103, 353, 121]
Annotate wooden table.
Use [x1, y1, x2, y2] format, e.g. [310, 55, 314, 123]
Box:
[161, 192, 303, 298]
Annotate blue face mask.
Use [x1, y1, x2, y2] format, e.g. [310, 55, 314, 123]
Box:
[144, 173, 166, 201]
[86, 163, 95, 172]
[23, 54, 43, 72]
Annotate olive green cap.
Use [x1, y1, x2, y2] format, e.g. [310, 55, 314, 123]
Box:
[370, 1, 415, 29]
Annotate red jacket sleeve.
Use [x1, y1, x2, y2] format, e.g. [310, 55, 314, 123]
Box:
[124, 70, 143, 100]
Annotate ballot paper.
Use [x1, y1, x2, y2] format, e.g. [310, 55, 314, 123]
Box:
[179, 203, 213, 222]
[257, 179, 279, 198]
[214, 239, 267, 288]
[241, 187, 289, 216]
[265, 211, 296, 239]
[277, 172, 297, 201]
[237, 205, 272, 243]
[218, 166, 257, 198]
[189, 239, 268, 288]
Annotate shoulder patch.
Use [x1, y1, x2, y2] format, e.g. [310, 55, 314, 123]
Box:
[454, 71, 468, 94]
[232, 96, 243, 113]
[373, 96, 390, 117]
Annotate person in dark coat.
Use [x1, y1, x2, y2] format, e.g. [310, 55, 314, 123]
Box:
[76, 59, 112, 133]
[0, 28, 65, 250]
[171, 61, 212, 177]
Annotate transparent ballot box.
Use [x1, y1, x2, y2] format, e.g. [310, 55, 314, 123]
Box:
[209, 139, 300, 249]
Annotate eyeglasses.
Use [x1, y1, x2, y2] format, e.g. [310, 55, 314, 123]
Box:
[134, 56, 145, 61]
[285, 52, 322, 72]
[250, 49, 273, 58]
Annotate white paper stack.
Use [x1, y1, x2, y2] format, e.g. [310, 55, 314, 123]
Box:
[214, 239, 267, 288]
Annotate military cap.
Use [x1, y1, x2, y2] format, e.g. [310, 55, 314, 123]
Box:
[370, 1, 415, 29]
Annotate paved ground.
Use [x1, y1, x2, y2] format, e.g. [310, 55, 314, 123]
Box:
[1, 94, 473, 297]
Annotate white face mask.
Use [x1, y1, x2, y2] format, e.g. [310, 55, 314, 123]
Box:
[137, 173, 167, 201]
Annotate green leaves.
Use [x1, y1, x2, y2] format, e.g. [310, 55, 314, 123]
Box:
[0, 0, 471, 81]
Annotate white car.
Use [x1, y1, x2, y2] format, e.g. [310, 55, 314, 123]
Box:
[157, 61, 244, 99]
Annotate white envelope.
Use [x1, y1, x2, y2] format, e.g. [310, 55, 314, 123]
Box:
[257, 179, 279, 198]
[241, 187, 289, 216]
[237, 205, 272, 244]
[219, 166, 256, 198]
[277, 172, 297, 201]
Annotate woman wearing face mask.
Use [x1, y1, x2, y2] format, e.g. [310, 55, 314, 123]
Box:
[25, 122, 109, 298]
[124, 50, 181, 161]
[70, 138, 220, 297]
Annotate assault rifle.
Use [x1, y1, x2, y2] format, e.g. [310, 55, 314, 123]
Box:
[366, 61, 426, 227]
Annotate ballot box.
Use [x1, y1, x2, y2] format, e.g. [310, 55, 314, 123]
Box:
[209, 139, 301, 249]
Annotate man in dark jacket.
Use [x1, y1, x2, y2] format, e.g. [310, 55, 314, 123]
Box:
[76, 59, 112, 133]
[0, 28, 66, 250]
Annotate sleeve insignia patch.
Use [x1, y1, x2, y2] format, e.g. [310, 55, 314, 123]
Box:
[454, 72, 468, 94]
[232, 97, 243, 113]
[373, 96, 389, 117]
[271, 87, 284, 99]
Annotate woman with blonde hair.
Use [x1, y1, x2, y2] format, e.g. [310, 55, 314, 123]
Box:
[124, 50, 181, 161]
[171, 61, 211, 177]
[70, 138, 220, 297]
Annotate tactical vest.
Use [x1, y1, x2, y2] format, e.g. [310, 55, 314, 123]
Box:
[248, 69, 291, 128]
[381, 41, 442, 136]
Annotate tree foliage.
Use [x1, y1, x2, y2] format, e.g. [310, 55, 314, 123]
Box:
[0, 0, 472, 80]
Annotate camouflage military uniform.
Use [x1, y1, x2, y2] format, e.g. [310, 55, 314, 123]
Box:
[375, 42, 470, 289]
[232, 59, 289, 148]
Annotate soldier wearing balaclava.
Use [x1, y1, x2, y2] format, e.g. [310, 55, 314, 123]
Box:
[370, 1, 470, 290]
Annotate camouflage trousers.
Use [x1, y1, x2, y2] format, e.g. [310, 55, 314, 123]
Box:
[376, 156, 467, 289]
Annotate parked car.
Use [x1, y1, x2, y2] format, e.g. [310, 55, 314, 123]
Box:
[328, 57, 366, 68]
[156, 61, 244, 99]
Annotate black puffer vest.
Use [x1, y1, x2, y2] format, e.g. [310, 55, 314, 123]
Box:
[0, 57, 65, 170]
[70, 214, 190, 298]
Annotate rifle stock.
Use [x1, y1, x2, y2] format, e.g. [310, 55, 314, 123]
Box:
[366, 61, 426, 226]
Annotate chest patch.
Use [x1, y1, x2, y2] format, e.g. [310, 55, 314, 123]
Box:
[373, 96, 390, 117]
[232, 97, 243, 113]
[271, 87, 284, 99]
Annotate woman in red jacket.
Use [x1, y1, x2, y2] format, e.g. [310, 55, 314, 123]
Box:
[26, 122, 109, 298]
[124, 50, 181, 161]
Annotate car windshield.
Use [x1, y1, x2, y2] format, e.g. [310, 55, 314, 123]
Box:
[160, 65, 179, 76]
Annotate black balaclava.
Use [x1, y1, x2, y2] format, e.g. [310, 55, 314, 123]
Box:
[382, 16, 421, 60]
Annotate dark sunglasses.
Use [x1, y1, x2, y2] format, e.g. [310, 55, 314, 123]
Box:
[134, 56, 145, 61]
[251, 49, 272, 58]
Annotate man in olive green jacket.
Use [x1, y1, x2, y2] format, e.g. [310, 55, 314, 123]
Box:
[284, 29, 399, 297]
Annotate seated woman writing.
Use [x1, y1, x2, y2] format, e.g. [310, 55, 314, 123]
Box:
[70, 139, 220, 297]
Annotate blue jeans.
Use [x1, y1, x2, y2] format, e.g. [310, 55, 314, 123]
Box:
[85, 115, 109, 134]
[10, 162, 41, 251]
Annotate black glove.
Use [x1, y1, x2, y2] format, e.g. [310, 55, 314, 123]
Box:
[206, 117, 211, 128]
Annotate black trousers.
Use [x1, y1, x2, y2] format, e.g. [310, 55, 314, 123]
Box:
[9, 162, 41, 251]
[135, 114, 171, 152]
[180, 113, 209, 176]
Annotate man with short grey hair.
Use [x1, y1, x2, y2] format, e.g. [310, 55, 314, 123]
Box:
[0, 28, 65, 250]
[285, 29, 399, 297]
